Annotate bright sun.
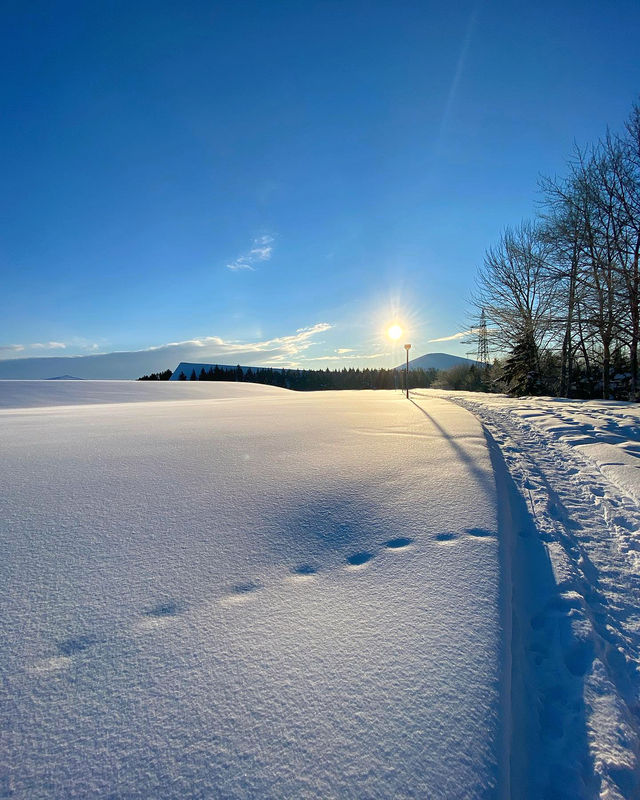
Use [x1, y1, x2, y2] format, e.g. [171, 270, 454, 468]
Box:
[387, 324, 403, 340]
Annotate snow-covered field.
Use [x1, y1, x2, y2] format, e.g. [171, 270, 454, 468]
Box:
[4, 381, 640, 799]
[1, 382, 506, 799]
[418, 389, 640, 800]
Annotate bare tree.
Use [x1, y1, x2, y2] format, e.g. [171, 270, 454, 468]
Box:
[473, 221, 556, 392]
[604, 105, 640, 399]
[469, 100, 640, 399]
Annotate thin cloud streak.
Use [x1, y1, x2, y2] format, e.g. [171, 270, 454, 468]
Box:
[0, 341, 68, 356]
[435, 3, 481, 154]
[227, 235, 274, 271]
[301, 352, 384, 362]
[428, 331, 470, 343]
[0, 323, 333, 379]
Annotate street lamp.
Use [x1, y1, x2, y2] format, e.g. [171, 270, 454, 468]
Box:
[404, 343, 411, 399]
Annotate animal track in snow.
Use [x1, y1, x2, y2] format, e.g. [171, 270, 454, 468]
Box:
[220, 581, 262, 605]
[292, 563, 318, 576]
[145, 600, 182, 618]
[346, 551, 374, 568]
[58, 635, 99, 656]
[137, 599, 185, 630]
[384, 537, 414, 550]
[466, 527, 496, 538]
[31, 534, 420, 673]
[30, 635, 99, 674]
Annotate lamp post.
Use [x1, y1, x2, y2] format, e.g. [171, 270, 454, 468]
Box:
[404, 343, 411, 399]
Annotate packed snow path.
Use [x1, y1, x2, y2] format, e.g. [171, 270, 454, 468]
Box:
[1, 383, 507, 799]
[418, 390, 640, 800]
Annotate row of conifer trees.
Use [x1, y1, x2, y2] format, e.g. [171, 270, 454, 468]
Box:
[139, 365, 439, 391]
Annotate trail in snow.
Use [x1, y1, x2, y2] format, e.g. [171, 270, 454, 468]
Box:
[416, 390, 640, 800]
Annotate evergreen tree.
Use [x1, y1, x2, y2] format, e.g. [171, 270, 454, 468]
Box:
[502, 328, 541, 396]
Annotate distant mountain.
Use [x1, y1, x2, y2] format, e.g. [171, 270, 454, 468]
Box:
[395, 352, 480, 371]
[46, 375, 84, 380]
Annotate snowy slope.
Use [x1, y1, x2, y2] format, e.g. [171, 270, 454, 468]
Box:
[1, 383, 506, 799]
[0, 379, 288, 409]
[417, 389, 640, 800]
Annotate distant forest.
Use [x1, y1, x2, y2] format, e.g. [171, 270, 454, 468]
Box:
[138, 365, 439, 391]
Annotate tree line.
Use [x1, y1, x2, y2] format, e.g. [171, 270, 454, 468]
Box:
[139, 364, 439, 391]
[473, 101, 640, 400]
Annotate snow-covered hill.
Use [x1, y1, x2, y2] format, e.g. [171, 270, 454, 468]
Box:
[0, 379, 287, 409]
[395, 351, 480, 371]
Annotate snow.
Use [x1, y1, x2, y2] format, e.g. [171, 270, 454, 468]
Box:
[7, 381, 639, 798]
[417, 389, 640, 799]
[1, 382, 506, 799]
[0, 379, 288, 409]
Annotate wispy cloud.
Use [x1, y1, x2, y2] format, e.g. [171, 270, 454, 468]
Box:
[336, 348, 354, 354]
[302, 352, 384, 362]
[227, 235, 274, 271]
[428, 331, 470, 343]
[0, 344, 25, 353]
[31, 341, 66, 350]
[436, 3, 481, 153]
[156, 323, 332, 359]
[0, 323, 333, 379]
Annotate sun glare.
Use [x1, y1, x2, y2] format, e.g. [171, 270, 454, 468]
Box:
[387, 324, 403, 340]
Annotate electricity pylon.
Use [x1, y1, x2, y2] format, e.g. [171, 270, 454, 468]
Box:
[476, 309, 489, 366]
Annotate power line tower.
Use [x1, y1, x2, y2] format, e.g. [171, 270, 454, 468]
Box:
[476, 309, 489, 366]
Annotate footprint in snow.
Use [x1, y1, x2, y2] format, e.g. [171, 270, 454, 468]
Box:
[384, 537, 414, 550]
[288, 564, 319, 582]
[30, 634, 99, 675]
[293, 563, 318, 575]
[564, 640, 594, 677]
[346, 551, 374, 568]
[612, 515, 638, 532]
[58, 634, 99, 656]
[220, 581, 262, 606]
[137, 600, 185, 631]
[435, 532, 458, 543]
[466, 528, 496, 538]
[145, 600, 182, 618]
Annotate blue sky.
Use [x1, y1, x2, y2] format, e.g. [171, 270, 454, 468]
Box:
[2, 0, 639, 377]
